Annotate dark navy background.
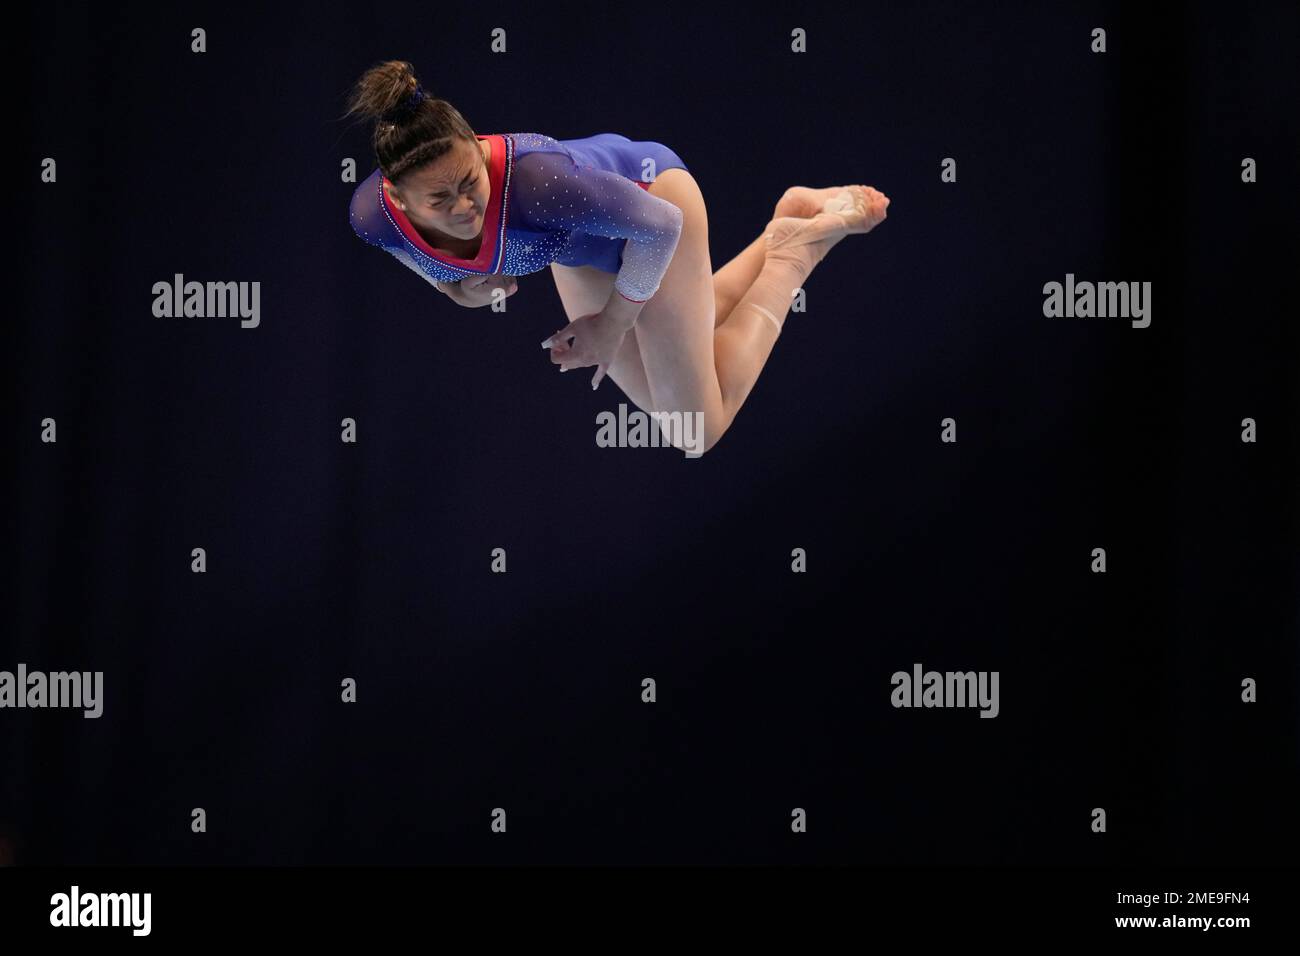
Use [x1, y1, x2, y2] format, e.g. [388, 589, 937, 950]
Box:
[8, 1, 1298, 864]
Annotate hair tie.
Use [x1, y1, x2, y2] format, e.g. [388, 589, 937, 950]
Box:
[384, 83, 426, 123]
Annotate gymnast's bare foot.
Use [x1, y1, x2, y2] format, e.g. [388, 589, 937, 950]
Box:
[774, 185, 860, 219]
[765, 186, 890, 272]
[769, 185, 842, 219]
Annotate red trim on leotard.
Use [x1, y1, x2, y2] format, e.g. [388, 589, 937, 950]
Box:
[383, 141, 659, 278]
[380, 134, 506, 273]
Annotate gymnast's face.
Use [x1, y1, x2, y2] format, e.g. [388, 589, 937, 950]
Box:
[386, 137, 490, 241]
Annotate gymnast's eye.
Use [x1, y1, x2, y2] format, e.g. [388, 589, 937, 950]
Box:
[431, 177, 474, 208]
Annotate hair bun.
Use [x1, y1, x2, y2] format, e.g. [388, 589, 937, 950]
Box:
[382, 83, 427, 123]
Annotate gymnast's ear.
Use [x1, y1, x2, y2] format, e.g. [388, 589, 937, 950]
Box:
[383, 180, 406, 211]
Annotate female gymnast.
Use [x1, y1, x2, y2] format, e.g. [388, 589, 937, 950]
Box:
[345, 61, 890, 456]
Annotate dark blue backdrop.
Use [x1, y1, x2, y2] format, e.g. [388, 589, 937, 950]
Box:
[8, 0, 1298, 864]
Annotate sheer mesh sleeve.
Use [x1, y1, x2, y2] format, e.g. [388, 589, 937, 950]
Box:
[513, 150, 684, 302]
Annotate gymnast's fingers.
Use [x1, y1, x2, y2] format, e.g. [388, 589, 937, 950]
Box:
[560, 349, 595, 371]
[563, 349, 594, 369]
[544, 335, 572, 356]
[540, 321, 577, 350]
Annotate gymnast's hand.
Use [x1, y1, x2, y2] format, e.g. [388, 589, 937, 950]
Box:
[541, 308, 634, 390]
[438, 274, 518, 308]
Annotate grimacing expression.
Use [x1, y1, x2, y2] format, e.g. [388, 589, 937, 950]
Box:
[386, 137, 488, 241]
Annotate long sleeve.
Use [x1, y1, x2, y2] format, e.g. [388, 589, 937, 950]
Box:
[512, 149, 684, 302]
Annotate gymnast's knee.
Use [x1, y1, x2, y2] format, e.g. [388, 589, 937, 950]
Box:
[650, 410, 725, 458]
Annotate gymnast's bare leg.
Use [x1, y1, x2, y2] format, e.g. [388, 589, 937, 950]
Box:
[550, 179, 890, 454]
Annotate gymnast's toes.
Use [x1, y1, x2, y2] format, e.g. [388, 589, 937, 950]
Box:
[825, 185, 890, 233]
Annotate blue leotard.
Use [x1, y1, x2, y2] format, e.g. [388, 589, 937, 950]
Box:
[349, 132, 688, 302]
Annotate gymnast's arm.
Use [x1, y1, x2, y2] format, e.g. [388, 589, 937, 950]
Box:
[383, 252, 515, 307]
[514, 150, 683, 327]
[436, 274, 518, 307]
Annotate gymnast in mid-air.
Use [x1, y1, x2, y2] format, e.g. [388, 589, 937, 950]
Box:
[345, 60, 890, 455]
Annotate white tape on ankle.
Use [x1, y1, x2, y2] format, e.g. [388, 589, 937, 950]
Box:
[752, 304, 783, 334]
